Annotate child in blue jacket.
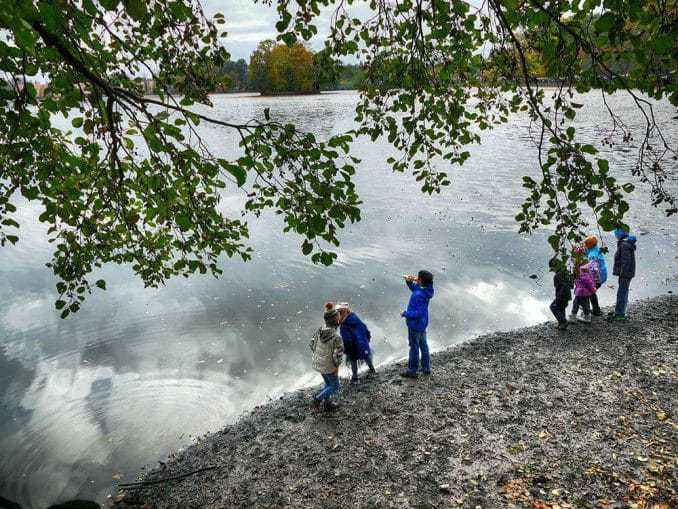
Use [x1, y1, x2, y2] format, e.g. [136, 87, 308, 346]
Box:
[400, 270, 434, 379]
[584, 235, 608, 316]
[609, 227, 637, 321]
[337, 303, 376, 383]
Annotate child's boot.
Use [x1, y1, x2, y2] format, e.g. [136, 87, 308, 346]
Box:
[577, 314, 591, 323]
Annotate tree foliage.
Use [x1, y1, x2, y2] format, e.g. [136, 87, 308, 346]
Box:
[0, 0, 676, 314]
[248, 40, 317, 94]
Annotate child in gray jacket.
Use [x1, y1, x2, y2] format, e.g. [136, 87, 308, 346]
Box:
[310, 303, 344, 411]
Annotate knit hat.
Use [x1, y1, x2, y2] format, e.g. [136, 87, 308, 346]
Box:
[572, 246, 585, 255]
[584, 235, 597, 249]
[324, 302, 339, 321]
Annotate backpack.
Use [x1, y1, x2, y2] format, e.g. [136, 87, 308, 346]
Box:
[588, 258, 601, 285]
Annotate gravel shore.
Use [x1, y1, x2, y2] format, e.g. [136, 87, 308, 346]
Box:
[117, 295, 677, 508]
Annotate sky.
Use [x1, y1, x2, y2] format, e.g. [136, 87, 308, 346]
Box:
[203, 0, 367, 62]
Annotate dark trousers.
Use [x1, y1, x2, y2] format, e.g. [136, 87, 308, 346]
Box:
[550, 299, 568, 324]
[572, 296, 590, 316]
[350, 355, 375, 379]
[590, 283, 602, 315]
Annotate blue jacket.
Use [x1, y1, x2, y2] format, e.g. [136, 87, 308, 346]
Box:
[613, 235, 637, 279]
[403, 281, 434, 331]
[586, 245, 608, 284]
[339, 312, 372, 361]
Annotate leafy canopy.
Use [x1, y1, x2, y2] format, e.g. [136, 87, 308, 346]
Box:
[0, 0, 676, 315]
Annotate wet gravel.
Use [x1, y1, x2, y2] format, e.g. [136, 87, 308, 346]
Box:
[116, 295, 677, 508]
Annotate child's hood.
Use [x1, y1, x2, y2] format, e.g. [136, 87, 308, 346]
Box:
[341, 312, 360, 327]
[417, 284, 434, 300]
[587, 245, 601, 257]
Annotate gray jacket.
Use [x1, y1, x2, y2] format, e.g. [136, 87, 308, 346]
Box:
[310, 325, 344, 374]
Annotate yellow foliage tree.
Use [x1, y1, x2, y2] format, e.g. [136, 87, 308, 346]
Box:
[256, 42, 315, 94]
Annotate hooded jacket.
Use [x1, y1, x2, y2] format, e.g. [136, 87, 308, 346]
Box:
[310, 324, 344, 374]
[585, 245, 608, 284]
[574, 265, 597, 298]
[613, 235, 637, 279]
[553, 270, 573, 303]
[340, 312, 372, 361]
[403, 281, 434, 331]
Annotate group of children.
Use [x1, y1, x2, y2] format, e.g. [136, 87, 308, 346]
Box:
[309, 270, 434, 411]
[550, 227, 637, 330]
[308, 227, 638, 412]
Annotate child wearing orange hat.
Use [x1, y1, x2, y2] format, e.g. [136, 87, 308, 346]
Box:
[584, 235, 608, 316]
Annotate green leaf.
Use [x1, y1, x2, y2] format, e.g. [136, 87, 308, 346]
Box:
[301, 240, 313, 255]
[95, 279, 107, 290]
[123, 0, 147, 21]
[176, 214, 192, 231]
[597, 159, 609, 172]
[100, 0, 120, 9]
[222, 162, 247, 187]
[594, 13, 616, 33]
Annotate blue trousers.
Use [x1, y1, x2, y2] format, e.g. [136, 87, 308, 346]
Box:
[315, 373, 340, 401]
[407, 329, 430, 373]
[615, 277, 632, 316]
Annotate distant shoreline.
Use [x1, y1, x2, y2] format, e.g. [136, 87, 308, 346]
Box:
[117, 294, 677, 508]
[208, 89, 356, 97]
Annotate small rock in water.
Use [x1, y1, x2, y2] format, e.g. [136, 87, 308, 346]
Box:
[439, 483, 451, 492]
[529, 274, 538, 279]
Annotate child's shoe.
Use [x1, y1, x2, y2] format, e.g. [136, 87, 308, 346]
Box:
[350, 377, 360, 385]
[577, 314, 591, 323]
[608, 314, 627, 322]
[400, 371, 418, 379]
[556, 322, 568, 331]
[323, 400, 340, 411]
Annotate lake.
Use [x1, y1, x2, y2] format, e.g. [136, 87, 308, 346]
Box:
[0, 90, 676, 508]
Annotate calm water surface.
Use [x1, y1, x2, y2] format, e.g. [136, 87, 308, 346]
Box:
[1, 91, 676, 507]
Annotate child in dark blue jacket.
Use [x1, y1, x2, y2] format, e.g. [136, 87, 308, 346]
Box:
[609, 227, 637, 321]
[400, 270, 434, 379]
[549, 257, 572, 330]
[337, 303, 376, 383]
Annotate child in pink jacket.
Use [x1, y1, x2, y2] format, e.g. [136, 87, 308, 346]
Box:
[569, 262, 597, 323]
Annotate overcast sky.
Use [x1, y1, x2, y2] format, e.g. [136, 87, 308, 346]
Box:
[203, 0, 365, 62]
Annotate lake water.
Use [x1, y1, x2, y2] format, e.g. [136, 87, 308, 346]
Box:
[1, 91, 676, 508]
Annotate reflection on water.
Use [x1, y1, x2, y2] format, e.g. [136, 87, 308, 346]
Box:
[1, 91, 676, 507]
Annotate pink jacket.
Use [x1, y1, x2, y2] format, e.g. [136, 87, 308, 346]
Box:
[574, 265, 596, 297]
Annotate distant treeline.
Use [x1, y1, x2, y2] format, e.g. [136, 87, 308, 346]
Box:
[216, 41, 365, 94]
